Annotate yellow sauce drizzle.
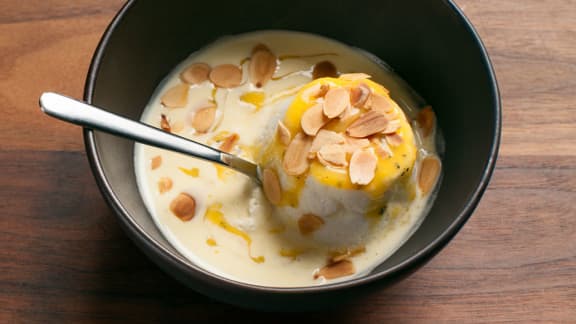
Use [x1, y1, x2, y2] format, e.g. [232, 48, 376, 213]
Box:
[178, 167, 199, 177]
[206, 237, 217, 246]
[214, 165, 232, 181]
[279, 248, 304, 260]
[204, 203, 265, 263]
[240, 91, 265, 110]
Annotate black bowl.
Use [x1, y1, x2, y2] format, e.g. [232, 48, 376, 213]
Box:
[83, 0, 500, 310]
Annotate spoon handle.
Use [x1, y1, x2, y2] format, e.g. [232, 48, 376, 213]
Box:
[39, 92, 260, 181]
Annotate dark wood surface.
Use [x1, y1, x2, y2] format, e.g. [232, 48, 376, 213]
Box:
[1, 0, 575, 322]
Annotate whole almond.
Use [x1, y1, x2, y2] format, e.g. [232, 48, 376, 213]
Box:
[283, 132, 313, 176]
[191, 106, 217, 133]
[323, 87, 350, 118]
[347, 111, 389, 138]
[298, 213, 325, 235]
[317, 144, 348, 167]
[209, 64, 243, 88]
[315, 260, 355, 279]
[180, 63, 211, 84]
[312, 61, 338, 79]
[249, 44, 277, 88]
[417, 106, 435, 137]
[262, 168, 282, 205]
[276, 120, 291, 145]
[418, 156, 441, 194]
[349, 149, 377, 185]
[170, 193, 196, 221]
[301, 103, 330, 136]
[161, 83, 189, 108]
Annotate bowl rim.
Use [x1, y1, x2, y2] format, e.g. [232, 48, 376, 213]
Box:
[83, 0, 501, 294]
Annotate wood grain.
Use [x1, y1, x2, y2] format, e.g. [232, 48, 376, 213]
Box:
[1, 0, 575, 322]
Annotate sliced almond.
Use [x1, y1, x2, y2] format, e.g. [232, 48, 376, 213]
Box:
[417, 106, 435, 137]
[191, 106, 217, 133]
[170, 193, 196, 221]
[343, 135, 371, 154]
[369, 94, 395, 114]
[418, 156, 441, 194]
[160, 114, 171, 132]
[371, 137, 392, 158]
[180, 63, 211, 84]
[249, 44, 277, 88]
[209, 64, 243, 88]
[298, 213, 325, 235]
[309, 130, 346, 157]
[220, 133, 239, 153]
[339, 73, 371, 81]
[276, 120, 291, 145]
[161, 83, 189, 108]
[151, 155, 162, 170]
[349, 149, 377, 185]
[158, 177, 173, 194]
[347, 111, 389, 138]
[349, 83, 371, 107]
[385, 133, 403, 146]
[314, 260, 355, 279]
[301, 103, 330, 136]
[323, 87, 350, 118]
[262, 168, 282, 205]
[317, 144, 348, 167]
[330, 246, 366, 263]
[301, 83, 329, 101]
[382, 119, 401, 134]
[283, 132, 313, 176]
[312, 61, 338, 79]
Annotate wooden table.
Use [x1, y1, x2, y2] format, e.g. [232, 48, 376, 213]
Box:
[1, 0, 575, 322]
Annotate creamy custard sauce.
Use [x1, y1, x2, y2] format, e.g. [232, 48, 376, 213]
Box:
[135, 31, 441, 287]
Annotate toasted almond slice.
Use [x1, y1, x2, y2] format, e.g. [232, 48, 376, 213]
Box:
[371, 137, 393, 158]
[276, 120, 291, 145]
[349, 83, 371, 107]
[385, 133, 403, 146]
[249, 44, 277, 88]
[283, 132, 312, 176]
[301, 83, 329, 101]
[419, 156, 441, 194]
[191, 106, 217, 133]
[315, 260, 355, 279]
[330, 246, 366, 263]
[369, 94, 395, 113]
[382, 119, 401, 134]
[346, 111, 389, 138]
[349, 149, 377, 185]
[343, 135, 371, 154]
[317, 144, 348, 167]
[170, 193, 196, 221]
[301, 103, 330, 136]
[310, 130, 346, 157]
[209, 64, 243, 88]
[180, 63, 211, 84]
[220, 133, 239, 153]
[417, 106, 435, 137]
[339, 73, 371, 81]
[262, 168, 282, 205]
[323, 87, 350, 118]
[158, 177, 173, 194]
[312, 61, 338, 79]
[160, 114, 171, 132]
[298, 213, 325, 235]
[151, 155, 162, 170]
[161, 83, 189, 108]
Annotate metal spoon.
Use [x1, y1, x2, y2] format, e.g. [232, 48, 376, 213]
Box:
[39, 92, 261, 182]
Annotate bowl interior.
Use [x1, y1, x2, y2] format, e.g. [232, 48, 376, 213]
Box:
[86, 0, 499, 301]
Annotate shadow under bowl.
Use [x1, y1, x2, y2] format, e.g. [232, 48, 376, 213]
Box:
[83, 0, 500, 311]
